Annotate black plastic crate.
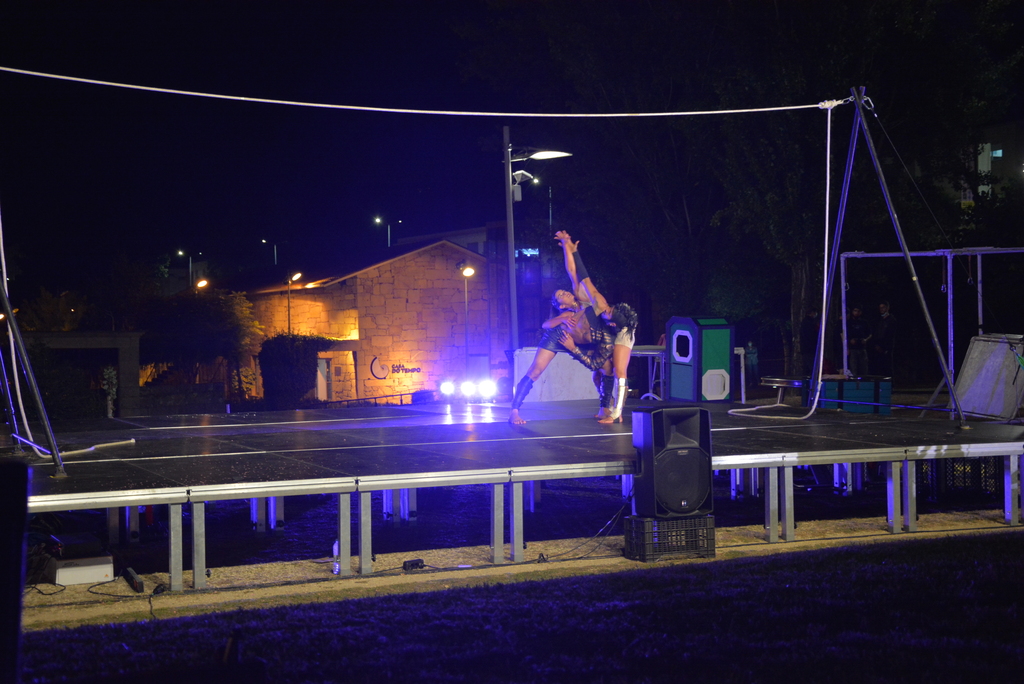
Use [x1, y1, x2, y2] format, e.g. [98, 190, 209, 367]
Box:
[920, 457, 1003, 503]
[624, 515, 715, 562]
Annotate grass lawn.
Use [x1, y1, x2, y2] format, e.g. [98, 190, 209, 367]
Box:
[17, 529, 1024, 683]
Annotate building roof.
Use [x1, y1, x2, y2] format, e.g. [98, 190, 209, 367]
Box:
[246, 240, 484, 295]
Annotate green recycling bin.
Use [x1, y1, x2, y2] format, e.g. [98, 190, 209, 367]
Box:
[667, 316, 734, 402]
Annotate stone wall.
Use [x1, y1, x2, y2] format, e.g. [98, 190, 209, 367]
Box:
[139, 383, 226, 416]
[247, 242, 508, 402]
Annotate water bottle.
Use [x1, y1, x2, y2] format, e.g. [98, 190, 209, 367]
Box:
[332, 540, 340, 575]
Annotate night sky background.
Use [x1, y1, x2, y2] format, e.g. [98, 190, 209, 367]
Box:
[0, 1, 532, 296]
[2, 1, 1023, 372]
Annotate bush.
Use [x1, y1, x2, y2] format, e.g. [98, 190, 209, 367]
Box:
[257, 334, 333, 410]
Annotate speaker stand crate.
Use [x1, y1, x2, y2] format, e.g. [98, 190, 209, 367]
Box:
[624, 515, 716, 561]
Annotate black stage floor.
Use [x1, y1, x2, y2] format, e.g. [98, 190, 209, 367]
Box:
[22, 398, 1024, 502]
[16, 399, 1024, 582]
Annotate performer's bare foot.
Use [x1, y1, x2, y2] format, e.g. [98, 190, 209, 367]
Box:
[595, 408, 612, 420]
[509, 409, 526, 425]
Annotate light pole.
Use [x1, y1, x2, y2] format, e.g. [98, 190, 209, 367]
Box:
[286, 272, 301, 334]
[502, 126, 572, 351]
[457, 261, 475, 374]
[177, 250, 192, 289]
[374, 217, 402, 247]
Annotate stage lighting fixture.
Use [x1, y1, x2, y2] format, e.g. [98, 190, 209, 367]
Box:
[440, 381, 455, 395]
[477, 379, 497, 398]
[460, 381, 477, 396]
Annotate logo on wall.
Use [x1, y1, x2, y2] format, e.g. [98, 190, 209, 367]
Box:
[370, 357, 389, 380]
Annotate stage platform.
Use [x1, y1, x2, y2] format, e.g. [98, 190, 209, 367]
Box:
[20, 399, 1024, 590]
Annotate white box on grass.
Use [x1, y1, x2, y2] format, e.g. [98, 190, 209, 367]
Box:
[45, 553, 114, 586]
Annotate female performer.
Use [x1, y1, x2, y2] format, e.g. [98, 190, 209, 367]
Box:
[556, 231, 638, 423]
[508, 244, 617, 425]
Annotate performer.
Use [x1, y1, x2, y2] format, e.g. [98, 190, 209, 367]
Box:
[556, 230, 638, 424]
[508, 286, 615, 425]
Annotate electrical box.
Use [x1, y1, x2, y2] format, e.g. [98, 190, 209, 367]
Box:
[45, 553, 114, 586]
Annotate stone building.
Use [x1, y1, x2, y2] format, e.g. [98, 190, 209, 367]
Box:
[246, 241, 509, 403]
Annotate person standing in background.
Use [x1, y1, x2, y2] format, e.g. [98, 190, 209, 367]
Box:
[745, 341, 759, 387]
[871, 301, 896, 380]
[846, 305, 871, 377]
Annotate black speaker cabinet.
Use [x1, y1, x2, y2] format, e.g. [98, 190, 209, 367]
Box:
[631, 406, 713, 518]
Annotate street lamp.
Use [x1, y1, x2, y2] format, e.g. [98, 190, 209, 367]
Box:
[286, 271, 302, 334]
[177, 250, 193, 289]
[374, 217, 402, 247]
[503, 126, 572, 351]
[457, 260, 475, 373]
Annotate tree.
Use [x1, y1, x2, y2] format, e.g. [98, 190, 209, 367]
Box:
[140, 289, 264, 395]
[16, 288, 87, 331]
[257, 334, 333, 410]
[461, 0, 1023, 371]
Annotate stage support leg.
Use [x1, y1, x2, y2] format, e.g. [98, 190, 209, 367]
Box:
[402, 489, 417, 521]
[902, 460, 917, 533]
[382, 489, 403, 523]
[510, 482, 525, 562]
[525, 481, 539, 512]
[192, 502, 206, 589]
[490, 483, 504, 564]
[250, 497, 267, 532]
[266, 497, 277, 531]
[358, 492, 373, 575]
[275, 496, 284, 526]
[764, 467, 779, 543]
[780, 466, 795, 542]
[127, 505, 140, 542]
[106, 508, 119, 545]
[1004, 454, 1020, 526]
[169, 503, 183, 591]
[886, 461, 903, 534]
[337, 493, 352, 576]
[834, 463, 852, 496]
[621, 474, 633, 505]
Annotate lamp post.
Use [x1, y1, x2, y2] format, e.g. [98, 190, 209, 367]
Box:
[374, 217, 402, 247]
[177, 250, 192, 289]
[286, 272, 302, 334]
[502, 126, 572, 351]
[457, 261, 475, 373]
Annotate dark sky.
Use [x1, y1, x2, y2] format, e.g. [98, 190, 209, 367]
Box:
[0, 1, 553, 299]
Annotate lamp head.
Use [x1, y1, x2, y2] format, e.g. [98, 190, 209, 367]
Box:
[512, 170, 535, 185]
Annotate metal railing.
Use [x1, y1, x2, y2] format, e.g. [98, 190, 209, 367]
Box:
[324, 390, 438, 409]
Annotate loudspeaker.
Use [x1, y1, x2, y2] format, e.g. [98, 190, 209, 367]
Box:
[631, 406, 713, 518]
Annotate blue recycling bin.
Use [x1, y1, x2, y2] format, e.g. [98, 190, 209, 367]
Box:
[667, 317, 734, 402]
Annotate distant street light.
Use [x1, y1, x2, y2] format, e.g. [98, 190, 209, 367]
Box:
[287, 272, 302, 334]
[374, 217, 402, 247]
[177, 249, 193, 288]
[195, 278, 209, 289]
[503, 126, 572, 351]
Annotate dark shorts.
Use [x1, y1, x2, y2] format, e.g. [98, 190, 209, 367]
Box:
[538, 328, 601, 359]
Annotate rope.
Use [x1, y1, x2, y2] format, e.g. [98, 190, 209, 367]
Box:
[0, 66, 846, 119]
